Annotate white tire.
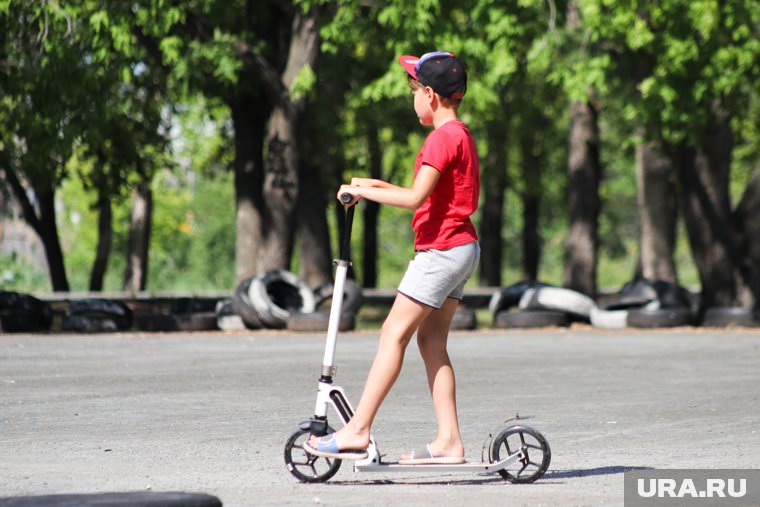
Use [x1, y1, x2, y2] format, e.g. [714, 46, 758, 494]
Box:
[590, 307, 628, 329]
[248, 270, 316, 328]
[519, 287, 597, 319]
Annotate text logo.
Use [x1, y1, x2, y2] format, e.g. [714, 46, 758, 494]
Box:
[625, 470, 760, 506]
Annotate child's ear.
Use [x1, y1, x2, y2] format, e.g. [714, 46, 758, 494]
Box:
[424, 86, 437, 103]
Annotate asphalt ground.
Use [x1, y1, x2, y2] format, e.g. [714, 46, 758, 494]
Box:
[1, 327, 758, 506]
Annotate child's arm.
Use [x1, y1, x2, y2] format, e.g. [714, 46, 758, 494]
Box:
[349, 177, 396, 189]
[338, 165, 441, 211]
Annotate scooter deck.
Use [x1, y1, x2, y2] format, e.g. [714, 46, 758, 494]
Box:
[354, 451, 522, 474]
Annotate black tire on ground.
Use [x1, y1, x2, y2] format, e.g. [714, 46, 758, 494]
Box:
[67, 298, 132, 329]
[0, 491, 222, 507]
[173, 312, 218, 331]
[450, 307, 477, 330]
[135, 314, 179, 332]
[286, 311, 355, 332]
[61, 315, 123, 333]
[626, 307, 693, 328]
[312, 278, 364, 316]
[493, 310, 568, 329]
[0, 291, 53, 332]
[231, 277, 264, 329]
[702, 307, 760, 327]
[602, 278, 659, 310]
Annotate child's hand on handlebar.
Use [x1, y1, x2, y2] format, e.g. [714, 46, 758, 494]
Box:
[337, 185, 360, 206]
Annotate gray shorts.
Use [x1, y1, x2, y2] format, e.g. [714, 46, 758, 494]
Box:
[398, 241, 480, 309]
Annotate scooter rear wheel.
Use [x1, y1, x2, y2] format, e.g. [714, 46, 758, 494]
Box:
[284, 427, 342, 483]
[490, 424, 551, 483]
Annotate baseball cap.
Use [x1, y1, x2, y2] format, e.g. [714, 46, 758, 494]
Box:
[398, 51, 467, 100]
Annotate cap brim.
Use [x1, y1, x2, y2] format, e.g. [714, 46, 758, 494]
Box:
[398, 55, 419, 79]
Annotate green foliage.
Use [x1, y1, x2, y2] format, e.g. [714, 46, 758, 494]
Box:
[2, 0, 758, 295]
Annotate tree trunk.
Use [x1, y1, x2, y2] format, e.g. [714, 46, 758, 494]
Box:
[296, 158, 332, 289]
[89, 184, 112, 291]
[733, 165, 760, 306]
[520, 122, 543, 281]
[563, 99, 601, 296]
[37, 187, 69, 291]
[123, 179, 152, 292]
[635, 133, 678, 283]
[231, 92, 267, 283]
[232, 5, 322, 281]
[2, 164, 68, 291]
[259, 104, 299, 271]
[478, 124, 508, 286]
[675, 103, 749, 310]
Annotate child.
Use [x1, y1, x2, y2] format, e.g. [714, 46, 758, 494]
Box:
[305, 51, 480, 465]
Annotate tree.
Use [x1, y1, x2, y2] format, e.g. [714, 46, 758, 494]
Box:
[0, 2, 86, 291]
[582, 0, 760, 309]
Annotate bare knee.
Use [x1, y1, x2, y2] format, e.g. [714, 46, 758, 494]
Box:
[417, 330, 447, 358]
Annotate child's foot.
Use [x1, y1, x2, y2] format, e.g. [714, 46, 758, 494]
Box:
[399, 441, 465, 465]
[304, 428, 370, 460]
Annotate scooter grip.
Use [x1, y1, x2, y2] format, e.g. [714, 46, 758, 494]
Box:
[340, 192, 353, 204]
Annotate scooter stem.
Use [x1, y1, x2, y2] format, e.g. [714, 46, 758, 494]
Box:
[321, 262, 348, 377]
[320, 199, 355, 378]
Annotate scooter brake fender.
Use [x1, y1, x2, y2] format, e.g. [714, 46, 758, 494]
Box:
[480, 413, 532, 462]
[299, 418, 329, 436]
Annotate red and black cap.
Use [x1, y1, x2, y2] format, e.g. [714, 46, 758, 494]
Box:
[398, 51, 467, 100]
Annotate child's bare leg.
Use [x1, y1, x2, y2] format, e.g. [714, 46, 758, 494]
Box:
[308, 293, 431, 451]
[405, 297, 464, 458]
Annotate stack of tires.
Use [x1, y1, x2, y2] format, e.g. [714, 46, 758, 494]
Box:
[135, 298, 219, 332]
[0, 291, 53, 333]
[230, 270, 363, 332]
[62, 299, 133, 333]
[591, 278, 695, 329]
[489, 282, 596, 328]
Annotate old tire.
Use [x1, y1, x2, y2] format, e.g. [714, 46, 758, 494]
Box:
[67, 298, 132, 330]
[450, 307, 477, 330]
[494, 310, 568, 329]
[249, 270, 316, 328]
[286, 311, 355, 332]
[215, 298, 246, 331]
[0, 491, 222, 506]
[519, 287, 596, 320]
[702, 307, 760, 327]
[0, 291, 53, 332]
[627, 307, 692, 328]
[313, 278, 363, 316]
[590, 307, 629, 329]
[488, 281, 551, 316]
[232, 277, 264, 329]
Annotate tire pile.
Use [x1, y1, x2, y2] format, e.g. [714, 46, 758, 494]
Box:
[591, 278, 696, 329]
[230, 269, 364, 332]
[489, 282, 594, 328]
[0, 291, 53, 332]
[488, 278, 759, 329]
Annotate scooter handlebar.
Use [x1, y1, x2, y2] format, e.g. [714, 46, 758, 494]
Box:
[340, 192, 353, 204]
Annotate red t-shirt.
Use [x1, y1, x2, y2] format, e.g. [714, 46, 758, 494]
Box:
[413, 120, 480, 250]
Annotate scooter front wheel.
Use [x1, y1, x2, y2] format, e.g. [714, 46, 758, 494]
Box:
[490, 424, 551, 483]
[284, 426, 342, 483]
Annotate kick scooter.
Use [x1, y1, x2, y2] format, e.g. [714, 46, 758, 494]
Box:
[284, 195, 551, 483]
